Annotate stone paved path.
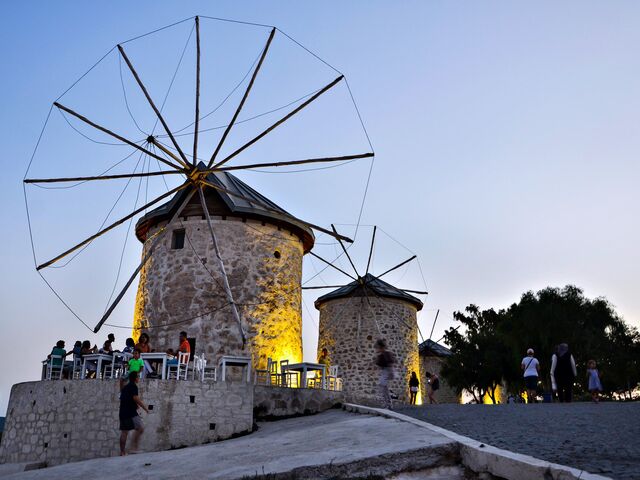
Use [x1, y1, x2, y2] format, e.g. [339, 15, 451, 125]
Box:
[397, 402, 640, 480]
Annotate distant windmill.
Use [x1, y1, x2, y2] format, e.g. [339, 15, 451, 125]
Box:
[304, 226, 427, 405]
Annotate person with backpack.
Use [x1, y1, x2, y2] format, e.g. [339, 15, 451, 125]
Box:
[521, 348, 540, 403]
[374, 339, 395, 409]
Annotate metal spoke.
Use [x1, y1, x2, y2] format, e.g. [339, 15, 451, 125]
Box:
[37, 182, 188, 270]
[206, 153, 373, 173]
[213, 75, 344, 169]
[365, 225, 377, 276]
[54, 102, 185, 172]
[25, 170, 183, 184]
[207, 27, 276, 168]
[376, 255, 417, 279]
[93, 189, 197, 333]
[331, 224, 360, 278]
[308, 252, 357, 281]
[193, 16, 201, 168]
[118, 44, 190, 168]
[301, 285, 347, 290]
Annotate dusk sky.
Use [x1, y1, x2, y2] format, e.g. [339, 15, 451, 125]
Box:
[2, 1, 639, 414]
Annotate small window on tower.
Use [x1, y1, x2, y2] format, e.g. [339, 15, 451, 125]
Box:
[171, 229, 186, 250]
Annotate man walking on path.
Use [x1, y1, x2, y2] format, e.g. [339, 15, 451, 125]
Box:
[551, 343, 577, 402]
[374, 339, 395, 410]
[119, 371, 149, 455]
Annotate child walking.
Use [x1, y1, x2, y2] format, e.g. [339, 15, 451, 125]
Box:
[586, 359, 603, 403]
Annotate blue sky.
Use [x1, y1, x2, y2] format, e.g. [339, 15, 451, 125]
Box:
[2, 1, 640, 414]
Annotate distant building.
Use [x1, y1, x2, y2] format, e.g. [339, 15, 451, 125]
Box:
[418, 339, 461, 404]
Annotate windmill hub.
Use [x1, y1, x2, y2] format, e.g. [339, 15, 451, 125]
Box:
[146, 135, 155, 144]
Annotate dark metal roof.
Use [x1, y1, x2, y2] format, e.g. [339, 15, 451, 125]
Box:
[314, 273, 423, 310]
[135, 164, 315, 252]
[419, 339, 452, 357]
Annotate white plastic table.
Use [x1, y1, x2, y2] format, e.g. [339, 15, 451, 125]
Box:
[141, 352, 171, 380]
[218, 355, 252, 382]
[283, 362, 327, 389]
[81, 354, 113, 379]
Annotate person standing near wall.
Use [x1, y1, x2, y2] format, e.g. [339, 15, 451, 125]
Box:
[374, 339, 395, 410]
[119, 371, 149, 456]
[551, 343, 577, 403]
[521, 348, 540, 403]
[409, 371, 420, 405]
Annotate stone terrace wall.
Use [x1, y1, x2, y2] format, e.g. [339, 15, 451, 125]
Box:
[253, 386, 344, 418]
[0, 380, 252, 466]
[419, 356, 460, 404]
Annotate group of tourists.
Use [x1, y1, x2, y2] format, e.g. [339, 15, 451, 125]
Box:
[370, 339, 439, 409]
[46, 330, 192, 380]
[521, 344, 603, 403]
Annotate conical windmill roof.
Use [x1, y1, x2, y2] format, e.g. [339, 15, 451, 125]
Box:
[135, 163, 315, 252]
[314, 273, 423, 311]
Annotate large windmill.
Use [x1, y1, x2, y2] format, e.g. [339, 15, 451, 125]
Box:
[304, 226, 427, 405]
[23, 17, 373, 367]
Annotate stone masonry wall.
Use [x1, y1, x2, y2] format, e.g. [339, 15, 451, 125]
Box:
[419, 356, 461, 404]
[318, 296, 421, 406]
[0, 380, 253, 466]
[253, 386, 344, 418]
[134, 217, 305, 371]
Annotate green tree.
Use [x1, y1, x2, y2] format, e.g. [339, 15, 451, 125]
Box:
[440, 285, 639, 400]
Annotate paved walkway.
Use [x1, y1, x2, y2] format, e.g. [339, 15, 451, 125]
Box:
[0, 410, 457, 480]
[397, 402, 639, 480]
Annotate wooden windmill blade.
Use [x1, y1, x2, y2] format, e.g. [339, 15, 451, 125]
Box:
[207, 27, 276, 167]
[118, 44, 190, 168]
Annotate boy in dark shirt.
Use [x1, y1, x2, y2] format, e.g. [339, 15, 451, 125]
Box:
[119, 371, 149, 455]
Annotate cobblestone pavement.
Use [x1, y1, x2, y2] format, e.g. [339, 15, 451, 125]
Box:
[397, 402, 639, 480]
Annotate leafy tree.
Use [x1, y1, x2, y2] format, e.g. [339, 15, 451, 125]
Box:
[441, 285, 640, 400]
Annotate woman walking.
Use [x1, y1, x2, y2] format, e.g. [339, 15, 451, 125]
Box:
[409, 371, 420, 405]
[521, 348, 540, 403]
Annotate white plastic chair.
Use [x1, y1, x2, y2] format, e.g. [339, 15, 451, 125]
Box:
[70, 356, 83, 379]
[254, 357, 273, 385]
[45, 355, 64, 380]
[167, 351, 190, 380]
[326, 365, 342, 391]
[280, 360, 298, 388]
[193, 353, 215, 381]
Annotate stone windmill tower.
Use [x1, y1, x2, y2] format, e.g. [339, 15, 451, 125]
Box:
[133, 168, 317, 370]
[309, 226, 426, 405]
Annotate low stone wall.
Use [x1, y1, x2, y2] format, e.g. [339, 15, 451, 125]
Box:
[253, 386, 344, 418]
[0, 379, 253, 466]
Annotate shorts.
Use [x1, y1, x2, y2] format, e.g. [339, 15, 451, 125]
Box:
[524, 375, 538, 390]
[120, 415, 143, 431]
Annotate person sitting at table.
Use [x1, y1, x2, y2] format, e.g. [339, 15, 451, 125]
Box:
[167, 331, 191, 365]
[47, 340, 69, 378]
[123, 338, 136, 354]
[80, 340, 98, 378]
[135, 333, 157, 377]
[99, 340, 113, 355]
[135, 332, 152, 353]
[71, 340, 82, 358]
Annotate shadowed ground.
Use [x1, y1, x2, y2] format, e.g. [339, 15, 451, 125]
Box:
[397, 402, 639, 480]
